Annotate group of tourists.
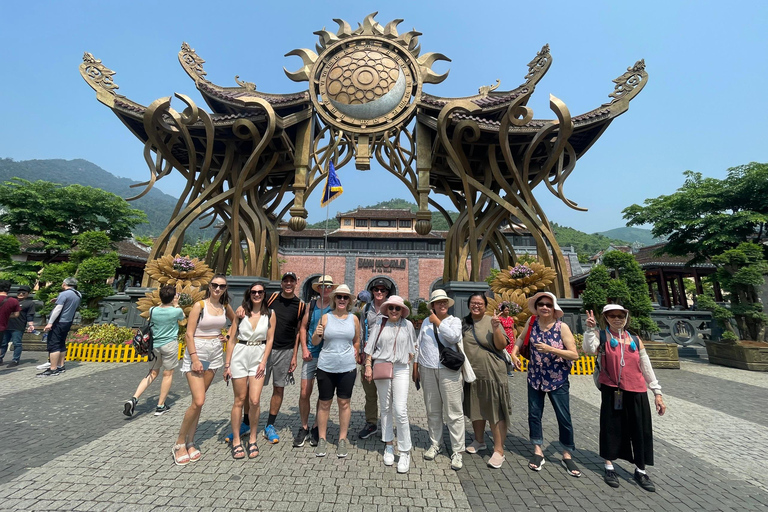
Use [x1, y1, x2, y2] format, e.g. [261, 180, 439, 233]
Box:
[122, 272, 667, 489]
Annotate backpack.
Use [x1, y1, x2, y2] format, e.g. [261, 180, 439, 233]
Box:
[593, 329, 640, 389]
[132, 307, 156, 360]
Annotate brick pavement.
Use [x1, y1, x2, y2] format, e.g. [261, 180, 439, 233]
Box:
[0, 353, 766, 511]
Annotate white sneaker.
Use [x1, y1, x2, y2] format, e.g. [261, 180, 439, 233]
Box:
[450, 452, 463, 470]
[423, 444, 440, 460]
[397, 451, 411, 473]
[383, 445, 395, 466]
[36, 362, 51, 370]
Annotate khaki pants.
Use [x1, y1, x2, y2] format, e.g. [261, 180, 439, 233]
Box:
[360, 364, 379, 424]
[420, 366, 465, 455]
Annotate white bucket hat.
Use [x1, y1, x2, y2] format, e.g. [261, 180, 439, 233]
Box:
[428, 289, 455, 308]
[527, 291, 564, 319]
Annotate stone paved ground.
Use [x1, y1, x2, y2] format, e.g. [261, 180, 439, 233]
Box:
[0, 351, 767, 511]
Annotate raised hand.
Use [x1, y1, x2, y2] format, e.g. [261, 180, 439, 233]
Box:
[586, 310, 597, 329]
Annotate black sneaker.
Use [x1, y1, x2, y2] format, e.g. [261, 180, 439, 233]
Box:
[123, 397, 137, 417]
[154, 404, 170, 416]
[293, 427, 310, 447]
[58, 365, 66, 373]
[634, 470, 656, 492]
[358, 423, 378, 439]
[604, 469, 620, 488]
[37, 368, 55, 377]
[310, 426, 319, 447]
[7, 360, 19, 367]
[51, 368, 64, 376]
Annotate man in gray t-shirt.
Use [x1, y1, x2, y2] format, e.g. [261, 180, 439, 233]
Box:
[39, 277, 82, 377]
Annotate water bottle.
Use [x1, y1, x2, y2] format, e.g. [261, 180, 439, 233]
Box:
[31, 329, 41, 336]
[42, 333, 48, 342]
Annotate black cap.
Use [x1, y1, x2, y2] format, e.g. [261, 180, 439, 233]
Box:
[281, 272, 298, 281]
[18, 285, 31, 293]
[370, 278, 392, 291]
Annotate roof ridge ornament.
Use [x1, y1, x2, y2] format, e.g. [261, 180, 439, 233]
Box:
[234, 75, 256, 91]
[478, 80, 501, 97]
[608, 59, 648, 104]
[178, 42, 209, 84]
[524, 44, 552, 83]
[79, 52, 121, 107]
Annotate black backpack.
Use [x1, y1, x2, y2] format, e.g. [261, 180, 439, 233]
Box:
[132, 307, 156, 360]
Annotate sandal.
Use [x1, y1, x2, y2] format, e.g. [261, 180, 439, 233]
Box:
[172, 443, 190, 466]
[248, 442, 259, 459]
[561, 458, 582, 477]
[186, 442, 201, 462]
[528, 454, 545, 471]
[231, 444, 245, 460]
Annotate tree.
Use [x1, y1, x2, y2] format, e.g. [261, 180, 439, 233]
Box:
[0, 178, 147, 263]
[623, 163, 768, 263]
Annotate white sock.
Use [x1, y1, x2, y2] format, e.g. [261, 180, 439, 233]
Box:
[635, 466, 646, 475]
[605, 463, 614, 471]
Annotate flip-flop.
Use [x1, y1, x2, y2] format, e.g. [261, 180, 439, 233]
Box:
[528, 454, 545, 471]
[248, 442, 259, 459]
[561, 458, 582, 477]
[231, 444, 245, 460]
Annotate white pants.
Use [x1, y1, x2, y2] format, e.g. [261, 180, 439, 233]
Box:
[375, 363, 412, 452]
[421, 366, 465, 455]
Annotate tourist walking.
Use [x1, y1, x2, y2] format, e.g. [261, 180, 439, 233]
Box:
[172, 274, 237, 465]
[224, 282, 275, 460]
[583, 304, 667, 492]
[358, 278, 392, 440]
[311, 284, 360, 458]
[294, 275, 337, 448]
[39, 278, 81, 377]
[461, 292, 511, 469]
[364, 295, 417, 473]
[123, 285, 185, 418]
[510, 291, 581, 476]
[413, 289, 466, 470]
[1, 284, 33, 367]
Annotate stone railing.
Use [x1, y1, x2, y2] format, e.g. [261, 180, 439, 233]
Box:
[649, 309, 713, 346]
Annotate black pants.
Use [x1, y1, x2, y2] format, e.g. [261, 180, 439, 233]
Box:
[599, 384, 654, 468]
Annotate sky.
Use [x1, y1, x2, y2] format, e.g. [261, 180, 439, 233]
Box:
[1, 0, 767, 234]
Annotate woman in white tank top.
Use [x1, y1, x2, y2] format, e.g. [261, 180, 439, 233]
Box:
[223, 282, 275, 459]
[173, 275, 237, 465]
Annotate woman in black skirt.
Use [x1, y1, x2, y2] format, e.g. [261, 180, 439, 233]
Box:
[584, 304, 667, 492]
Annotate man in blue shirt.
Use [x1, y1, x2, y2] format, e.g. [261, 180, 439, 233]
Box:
[39, 277, 81, 377]
[293, 275, 337, 448]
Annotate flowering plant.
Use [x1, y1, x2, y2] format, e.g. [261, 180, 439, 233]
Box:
[177, 292, 194, 308]
[508, 264, 535, 279]
[499, 301, 522, 315]
[172, 257, 196, 272]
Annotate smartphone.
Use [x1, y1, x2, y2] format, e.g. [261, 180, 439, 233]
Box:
[201, 360, 211, 371]
[415, 379, 421, 391]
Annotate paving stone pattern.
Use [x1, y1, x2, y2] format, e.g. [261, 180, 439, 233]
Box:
[0, 353, 766, 511]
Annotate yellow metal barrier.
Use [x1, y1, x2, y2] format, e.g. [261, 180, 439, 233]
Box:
[512, 355, 596, 375]
[65, 342, 189, 363]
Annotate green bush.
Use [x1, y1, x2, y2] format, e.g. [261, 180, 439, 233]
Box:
[70, 324, 134, 345]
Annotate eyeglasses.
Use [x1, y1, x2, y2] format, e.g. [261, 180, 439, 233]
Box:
[469, 302, 485, 308]
[606, 314, 626, 319]
[388, 305, 401, 312]
[210, 283, 227, 290]
[373, 287, 388, 293]
[335, 295, 350, 301]
[537, 303, 553, 309]
[250, 290, 265, 296]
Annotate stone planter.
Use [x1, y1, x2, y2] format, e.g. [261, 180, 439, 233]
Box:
[644, 341, 680, 369]
[704, 340, 768, 371]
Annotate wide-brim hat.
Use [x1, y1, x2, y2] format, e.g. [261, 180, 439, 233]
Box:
[428, 289, 454, 308]
[602, 304, 629, 315]
[312, 275, 338, 292]
[329, 284, 352, 301]
[527, 291, 563, 319]
[381, 295, 410, 318]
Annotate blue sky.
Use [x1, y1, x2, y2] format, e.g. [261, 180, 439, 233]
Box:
[1, 1, 766, 233]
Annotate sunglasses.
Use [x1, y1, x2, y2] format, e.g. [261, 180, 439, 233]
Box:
[210, 283, 227, 290]
[388, 305, 402, 312]
[537, 303, 553, 309]
[373, 288, 388, 293]
[250, 290, 265, 296]
[335, 295, 350, 301]
[606, 314, 626, 319]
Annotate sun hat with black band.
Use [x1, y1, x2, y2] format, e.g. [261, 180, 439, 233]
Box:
[428, 289, 455, 308]
[312, 275, 338, 292]
[526, 291, 564, 319]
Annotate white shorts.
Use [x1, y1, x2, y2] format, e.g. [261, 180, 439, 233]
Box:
[181, 337, 224, 373]
[230, 342, 267, 379]
[149, 343, 179, 371]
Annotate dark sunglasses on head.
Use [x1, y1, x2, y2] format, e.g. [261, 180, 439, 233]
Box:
[335, 295, 350, 300]
[250, 290, 265, 296]
[210, 283, 227, 290]
[388, 305, 401, 312]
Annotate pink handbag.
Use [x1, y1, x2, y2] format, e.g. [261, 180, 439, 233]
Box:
[372, 361, 394, 380]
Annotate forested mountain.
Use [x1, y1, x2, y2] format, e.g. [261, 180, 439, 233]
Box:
[597, 226, 660, 246]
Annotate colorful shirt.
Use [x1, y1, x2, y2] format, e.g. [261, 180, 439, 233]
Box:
[527, 320, 571, 392]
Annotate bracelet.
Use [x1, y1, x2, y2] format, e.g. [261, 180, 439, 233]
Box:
[224, 364, 231, 368]
[188, 352, 197, 356]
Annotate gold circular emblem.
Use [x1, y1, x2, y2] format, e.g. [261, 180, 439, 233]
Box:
[312, 37, 421, 134]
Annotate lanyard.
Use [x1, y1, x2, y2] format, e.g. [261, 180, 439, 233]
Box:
[607, 328, 626, 387]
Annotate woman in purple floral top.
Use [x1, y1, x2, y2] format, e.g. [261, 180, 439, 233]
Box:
[511, 292, 580, 477]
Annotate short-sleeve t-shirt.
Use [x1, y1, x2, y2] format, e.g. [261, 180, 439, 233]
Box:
[0, 296, 21, 331]
[150, 306, 186, 347]
[7, 298, 35, 331]
[56, 289, 82, 324]
[270, 294, 304, 350]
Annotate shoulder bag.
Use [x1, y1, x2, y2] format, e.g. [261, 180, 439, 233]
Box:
[371, 318, 394, 380]
[435, 321, 465, 371]
[132, 307, 156, 360]
[520, 316, 535, 359]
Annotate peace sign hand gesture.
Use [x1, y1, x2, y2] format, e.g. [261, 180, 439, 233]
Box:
[586, 310, 597, 329]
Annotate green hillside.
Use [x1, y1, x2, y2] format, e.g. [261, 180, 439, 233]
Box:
[307, 198, 459, 231]
[597, 226, 659, 246]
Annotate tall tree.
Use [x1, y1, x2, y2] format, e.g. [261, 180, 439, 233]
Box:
[0, 178, 147, 263]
